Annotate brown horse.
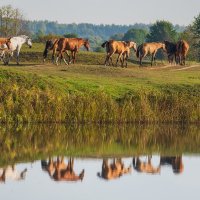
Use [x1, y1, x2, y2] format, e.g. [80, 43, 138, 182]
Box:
[97, 158, 131, 180]
[136, 42, 166, 66]
[102, 40, 137, 67]
[133, 156, 160, 174]
[0, 37, 11, 62]
[41, 157, 84, 182]
[160, 156, 184, 174]
[176, 40, 189, 65]
[164, 40, 177, 65]
[54, 38, 90, 65]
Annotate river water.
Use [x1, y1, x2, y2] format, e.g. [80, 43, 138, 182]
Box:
[0, 124, 199, 199]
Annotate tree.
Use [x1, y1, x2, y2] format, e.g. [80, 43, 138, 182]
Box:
[123, 29, 148, 45]
[190, 13, 200, 61]
[147, 21, 178, 42]
[146, 21, 178, 59]
[110, 33, 124, 41]
[63, 33, 78, 38]
[0, 5, 27, 37]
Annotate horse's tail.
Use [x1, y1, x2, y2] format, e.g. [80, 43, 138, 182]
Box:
[101, 41, 108, 48]
[136, 45, 141, 58]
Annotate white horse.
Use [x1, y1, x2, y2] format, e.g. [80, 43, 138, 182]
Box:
[2, 35, 32, 65]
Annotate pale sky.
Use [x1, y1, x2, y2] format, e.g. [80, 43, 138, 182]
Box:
[0, 0, 199, 25]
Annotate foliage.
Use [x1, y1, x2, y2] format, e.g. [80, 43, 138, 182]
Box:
[0, 5, 29, 37]
[110, 33, 124, 41]
[122, 28, 148, 45]
[63, 33, 78, 38]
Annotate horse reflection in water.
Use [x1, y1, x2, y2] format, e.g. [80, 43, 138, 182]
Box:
[160, 156, 184, 174]
[133, 156, 161, 174]
[41, 157, 84, 182]
[0, 166, 27, 183]
[97, 158, 132, 180]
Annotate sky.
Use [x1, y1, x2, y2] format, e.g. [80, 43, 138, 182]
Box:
[0, 0, 199, 25]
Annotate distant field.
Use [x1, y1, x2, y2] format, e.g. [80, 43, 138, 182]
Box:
[0, 44, 199, 123]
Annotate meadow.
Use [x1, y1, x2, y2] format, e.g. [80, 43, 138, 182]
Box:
[0, 43, 199, 124]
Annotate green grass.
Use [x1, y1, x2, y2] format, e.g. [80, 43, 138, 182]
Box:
[0, 43, 200, 123]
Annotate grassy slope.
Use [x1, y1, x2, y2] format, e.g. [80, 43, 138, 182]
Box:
[0, 43, 199, 123]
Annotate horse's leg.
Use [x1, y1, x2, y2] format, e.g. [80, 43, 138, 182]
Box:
[73, 51, 77, 64]
[16, 48, 21, 65]
[116, 53, 123, 67]
[65, 51, 71, 64]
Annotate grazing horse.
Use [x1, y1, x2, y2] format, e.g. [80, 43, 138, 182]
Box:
[176, 40, 189, 65]
[54, 38, 90, 65]
[41, 157, 84, 182]
[133, 156, 160, 174]
[97, 158, 131, 180]
[102, 40, 137, 67]
[0, 165, 27, 183]
[2, 35, 32, 65]
[136, 42, 166, 66]
[160, 156, 184, 174]
[164, 40, 177, 65]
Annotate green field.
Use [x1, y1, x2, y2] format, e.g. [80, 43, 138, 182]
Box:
[0, 43, 199, 123]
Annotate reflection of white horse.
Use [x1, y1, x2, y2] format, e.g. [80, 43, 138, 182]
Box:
[2, 35, 32, 65]
[0, 166, 27, 183]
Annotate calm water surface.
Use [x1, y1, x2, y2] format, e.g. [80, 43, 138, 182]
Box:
[0, 124, 199, 200]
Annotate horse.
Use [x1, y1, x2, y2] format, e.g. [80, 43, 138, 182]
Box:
[43, 39, 59, 63]
[41, 157, 84, 182]
[133, 156, 160, 174]
[164, 40, 177, 65]
[136, 42, 166, 66]
[101, 40, 137, 67]
[160, 156, 184, 174]
[176, 40, 189, 65]
[0, 165, 27, 183]
[2, 35, 32, 65]
[0, 37, 11, 62]
[54, 38, 90, 65]
[97, 158, 131, 180]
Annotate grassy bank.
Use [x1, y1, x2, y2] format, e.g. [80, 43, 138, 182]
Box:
[0, 124, 199, 166]
[0, 43, 200, 123]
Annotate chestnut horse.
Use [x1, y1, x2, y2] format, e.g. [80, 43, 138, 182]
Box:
[136, 42, 166, 66]
[101, 40, 137, 67]
[0, 37, 11, 62]
[133, 156, 160, 174]
[54, 38, 90, 65]
[164, 40, 177, 65]
[41, 157, 84, 182]
[176, 40, 189, 65]
[97, 158, 131, 180]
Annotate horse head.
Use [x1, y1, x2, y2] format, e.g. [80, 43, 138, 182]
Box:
[43, 40, 54, 60]
[84, 39, 90, 51]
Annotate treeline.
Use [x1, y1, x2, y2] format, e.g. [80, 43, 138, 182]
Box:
[0, 5, 200, 61]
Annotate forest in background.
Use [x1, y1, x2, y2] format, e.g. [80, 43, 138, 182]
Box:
[0, 5, 199, 60]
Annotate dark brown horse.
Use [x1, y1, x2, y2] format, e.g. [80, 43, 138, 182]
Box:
[176, 40, 189, 65]
[136, 42, 166, 66]
[43, 39, 59, 63]
[54, 38, 90, 65]
[164, 40, 177, 65]
[160, 156, 184, 174]
[102, 40, 137, 67]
